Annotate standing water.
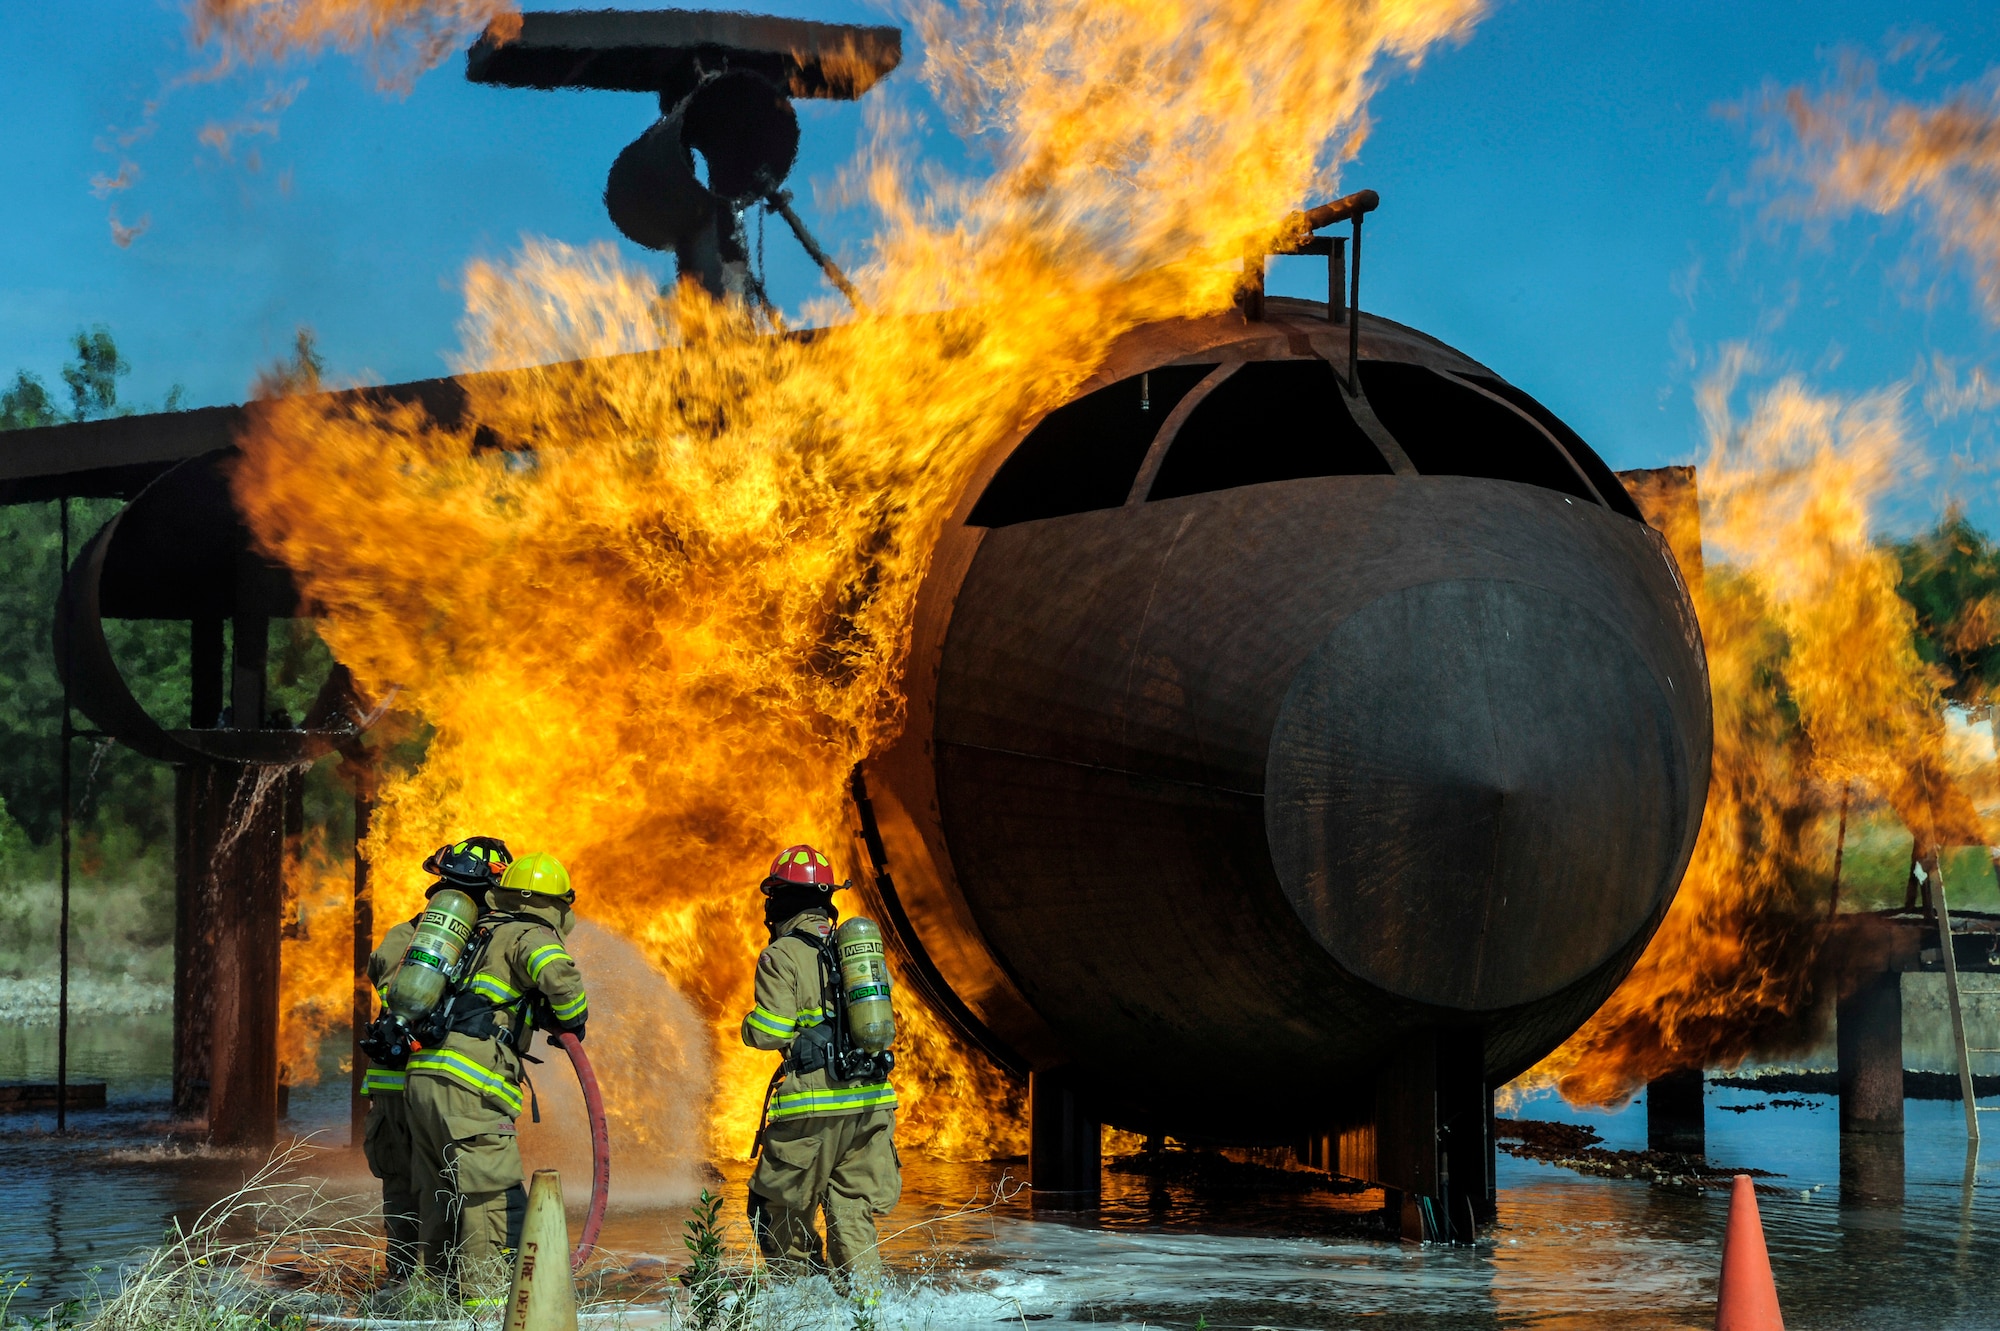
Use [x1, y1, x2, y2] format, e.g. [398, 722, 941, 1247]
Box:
[2, 1026, 1996, 1330]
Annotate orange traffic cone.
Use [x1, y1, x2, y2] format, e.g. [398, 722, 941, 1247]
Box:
[1716, 1173, 1784, 1331]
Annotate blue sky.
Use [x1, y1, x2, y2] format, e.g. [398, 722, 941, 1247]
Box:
[5, 0, 2000, 531]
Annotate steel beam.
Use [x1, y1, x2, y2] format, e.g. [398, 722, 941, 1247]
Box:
[1646, 1067, 1706, 1155]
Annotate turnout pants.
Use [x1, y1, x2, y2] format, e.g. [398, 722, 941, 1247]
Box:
[750, 1109, 901, 1280]
[405, 1073, 528, 1287]
[360, 1092, 419, 1276]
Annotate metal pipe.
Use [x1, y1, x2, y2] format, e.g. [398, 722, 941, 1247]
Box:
[57, 497, 71, 1135]
[765, 190, 863, 312]
[1347, 211, 1364, 394]
[1300, 188, 1380, 232]
[1924, 851, 1980, 1143]
[1328, 235, 1347, 325]
[1828, 781, 1851, 920]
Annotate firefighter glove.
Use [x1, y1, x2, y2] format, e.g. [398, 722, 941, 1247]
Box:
[786, 1022, 834, 1074]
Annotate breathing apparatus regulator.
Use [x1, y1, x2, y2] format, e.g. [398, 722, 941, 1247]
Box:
[762, 844, 897, 1081]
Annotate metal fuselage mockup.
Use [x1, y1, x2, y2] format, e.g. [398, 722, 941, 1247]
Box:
[857, 298, 1712, 1146]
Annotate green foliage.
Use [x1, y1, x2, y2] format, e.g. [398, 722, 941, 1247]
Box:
[59, 327, 129, 422]
[254, 329, 323, 399]
[1891, 510, 2000, 704]
[0, 501, 188, 849]
[681, 1189, 732, 1331]
[0, 328, 343, 973]
[0, 371, 61, 431]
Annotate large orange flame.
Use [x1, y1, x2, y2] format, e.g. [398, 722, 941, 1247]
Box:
[237, 0, 1486, 1157]
[1544, 64, 2000, 1104]
[1540, 350, 1983, 1105]
[277, 826, 358, 1090]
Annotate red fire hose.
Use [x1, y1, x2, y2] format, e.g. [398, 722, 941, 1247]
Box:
[558, 1031, 611, 1271]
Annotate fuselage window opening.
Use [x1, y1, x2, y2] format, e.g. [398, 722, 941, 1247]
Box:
[1356, 362, 1602, 505]
[1144, 359, 1393, 502]
[966, 364, 1217, 528]
[1462, 374, 1645, 521]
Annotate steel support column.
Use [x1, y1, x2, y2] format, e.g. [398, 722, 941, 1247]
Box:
[1838, 970, 1904, 1136]
[1373, 1028, 1489, 1240]
[173, 759, 285, 1147]
[1646, 1067, 1706, 1155]
[1028, 1067, 1100, 1209]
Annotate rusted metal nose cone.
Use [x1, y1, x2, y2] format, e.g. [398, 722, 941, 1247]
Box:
[1265, 576, 1690, 1012]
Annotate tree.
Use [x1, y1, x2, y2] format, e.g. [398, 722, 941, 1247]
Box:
[0, 330, 184, 847]
[252, 327, 324, 399]
[0, 371, 61, 431]
[1891, 510, 2000, 705]
[60, 325, 129, 421]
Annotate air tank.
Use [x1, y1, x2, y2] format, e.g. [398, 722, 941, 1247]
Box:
[835, 916, 896, 1053]
[387, 889, 480, 1021]
[855, 298, 1711, 1162]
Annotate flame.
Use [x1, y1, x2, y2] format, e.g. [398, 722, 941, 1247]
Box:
[189, 0, 521, 91]
[1547, 63, 2000, 1105]
[1539, 351, 1976, 1105]
[278, 826, 359, 1089]
[238, 0, 1484, 1157]
[1769, 61, 2000, 316]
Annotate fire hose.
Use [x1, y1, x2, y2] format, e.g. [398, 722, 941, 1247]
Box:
[557, 1031, 611, 1272]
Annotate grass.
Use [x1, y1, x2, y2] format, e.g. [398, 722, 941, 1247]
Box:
[0, 1145, 1034, 1330]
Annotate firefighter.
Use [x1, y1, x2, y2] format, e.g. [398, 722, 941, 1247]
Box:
[742, 845, 901, 1285]
[360, 835, 513, 1281]
[404, 850, 589, 1302]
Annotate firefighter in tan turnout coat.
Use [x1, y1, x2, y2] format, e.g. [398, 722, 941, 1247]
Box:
[404, 849, 589, 1299]
[742, 844, 901, 1284]
[360, 835, 514, 1279]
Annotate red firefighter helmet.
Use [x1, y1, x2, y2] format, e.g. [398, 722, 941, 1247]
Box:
[760, 844, 839, 896]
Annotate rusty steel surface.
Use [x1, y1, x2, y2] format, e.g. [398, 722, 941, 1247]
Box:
[56, 453, 364, 768]
[465, 9, 902, 103]
[862, 298, 1712, 1143]
[172, 759, 287, 1147]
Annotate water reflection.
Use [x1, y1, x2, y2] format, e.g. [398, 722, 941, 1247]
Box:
[4, 1029, 1998, 1328]
[1839, 1132, 1905, 1206]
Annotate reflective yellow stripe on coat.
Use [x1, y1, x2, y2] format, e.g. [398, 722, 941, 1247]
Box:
[362, 1067, 407, 1095]
[768, 1080, 898, 1119]
[747, 1005, 796, 1039]
[407, 1048, 524, 1116]
[526, 943, 571, 981]
[466, 973, 522, 1004]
